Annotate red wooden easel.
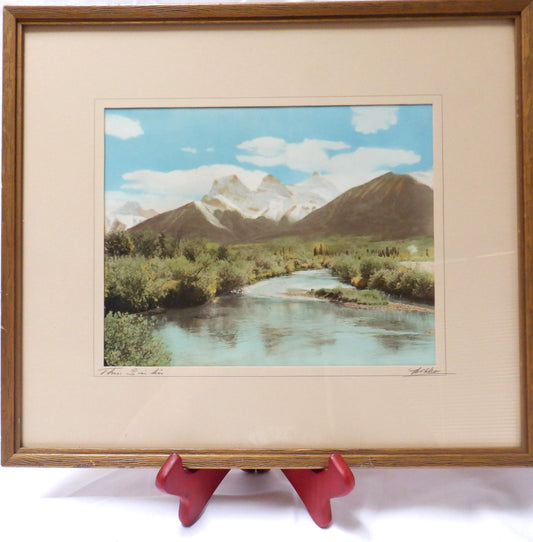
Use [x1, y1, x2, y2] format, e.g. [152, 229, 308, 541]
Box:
[156, 453, 355, 528]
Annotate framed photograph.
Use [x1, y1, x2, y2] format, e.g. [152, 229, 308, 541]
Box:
[2, 0, 533, 469]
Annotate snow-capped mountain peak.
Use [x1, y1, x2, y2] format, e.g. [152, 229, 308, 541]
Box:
[207, 174, 251, 199]
[289, 172, 338, 201]
[105, 201, 158, 233]
[200, 172, 340, 224]
[257, 174, 292, 197]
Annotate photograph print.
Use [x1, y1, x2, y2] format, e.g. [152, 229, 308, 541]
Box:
[103, 103, 436, 369]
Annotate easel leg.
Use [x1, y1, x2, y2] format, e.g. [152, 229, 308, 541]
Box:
[155, 453, 229, 526]
[282, 454, 355, 528]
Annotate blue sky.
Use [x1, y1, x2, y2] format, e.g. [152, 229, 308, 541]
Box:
[105, 104, 433, 213]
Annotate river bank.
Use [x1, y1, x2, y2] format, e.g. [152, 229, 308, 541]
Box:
[284, 291, 434, 313]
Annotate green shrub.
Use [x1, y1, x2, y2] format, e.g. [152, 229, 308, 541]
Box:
[359, 257, 397, 280]
[350, 274, 367, 289]
[412, 272, 434, 302]
[104, 312, 171, 366]
[216, 244, 229, 260]
[181, 239, 210, 262]
[312, 287, 387, 305]
[397, 269, 434, 302]
[349, 289, 387, 305]
[367, 267, 434, 303]
[105, 254, 223, 311]
[368, 269, 401, 295]
[329, 254, 359, 283]
[130, 231, 159, 258]
[105, 231, 133, 257]
[105, 256, 153, 313]
[215, 260, 251, 295]
[170, 259, 217, 306]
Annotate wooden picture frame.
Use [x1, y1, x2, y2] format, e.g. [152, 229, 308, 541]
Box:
[2, 0, 533, 469]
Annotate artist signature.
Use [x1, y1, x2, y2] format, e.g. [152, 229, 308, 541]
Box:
[98, 367, 165, 377]
[406, 367, 441, 376]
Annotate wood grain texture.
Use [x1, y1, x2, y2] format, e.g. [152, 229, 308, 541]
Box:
[1, 7, 19, 466]
[3, 1, 533, 24]
[2, 0, 533, 469]
[520, 2, 533, 452]
[4, 447, 533, 470]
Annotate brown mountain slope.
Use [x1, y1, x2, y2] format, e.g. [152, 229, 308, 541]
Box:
[129, 201, 283, 244]
[214, 209, 283, 241]
[284, 172, 433, 240]
[129, 201, 237, 244]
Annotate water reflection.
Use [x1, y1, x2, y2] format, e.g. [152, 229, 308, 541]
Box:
[152, 270, 435, 367]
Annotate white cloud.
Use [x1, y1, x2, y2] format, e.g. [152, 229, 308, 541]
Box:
[237, 137, 349, 172]
[236, 137, 287, 167]
[325, 147, 421, 191]
[105, 190, 136, 213]
[329, 147, 420, 173]
[286, 139, 350, 172]
[105, 114, 144, 140]
[181, 147, 197, 154]
[236, 135, 421, 191]
[206, 147, 215, 152]
[350, 106, 399, 134]
[119, 164, 268, 212]
[238, 136, 286, 157]
[105, 190, 179, 215]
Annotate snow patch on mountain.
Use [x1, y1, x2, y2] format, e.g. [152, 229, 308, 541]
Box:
[258, 174, 292, 197]
[290, 172, 339, 201]
[410, 170, 433, 187]
[106, 201, 158, 232]
[193, 201, 230, 230]
[207, 174, 251, 200]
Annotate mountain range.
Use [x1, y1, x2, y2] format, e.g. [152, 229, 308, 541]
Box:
[129, 172, 433, 243]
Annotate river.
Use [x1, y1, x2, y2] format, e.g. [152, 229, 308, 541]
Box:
[151, 269, 435, 367]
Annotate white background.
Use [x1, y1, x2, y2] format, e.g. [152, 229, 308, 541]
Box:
[1, 1, 533, 541]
